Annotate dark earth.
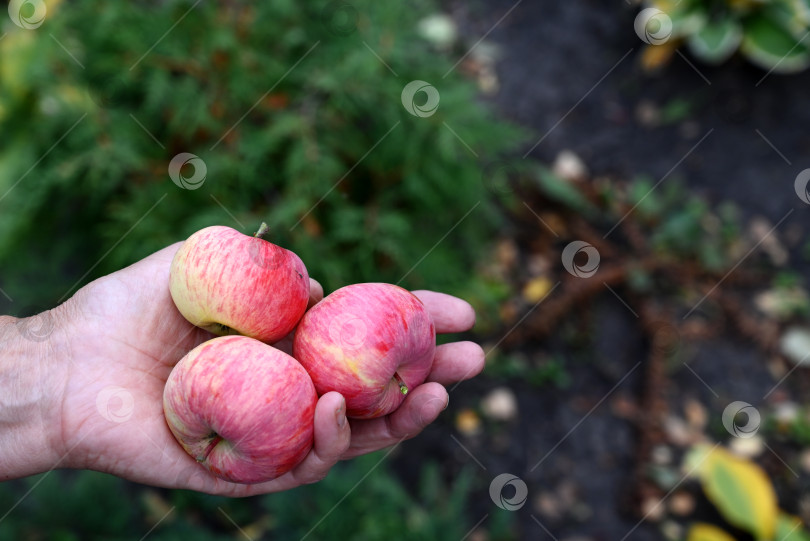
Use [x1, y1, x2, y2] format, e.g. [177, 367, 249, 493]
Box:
[393, 1, 810, 539]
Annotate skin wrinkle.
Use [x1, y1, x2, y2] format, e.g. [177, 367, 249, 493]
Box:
[0, 316, 63, 476]
[53, 293, 163, 472]
[51, 313, 78, 466]
[42, 314, 75, 466]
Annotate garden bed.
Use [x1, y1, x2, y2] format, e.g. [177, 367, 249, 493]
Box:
[401, 0, 810, 538]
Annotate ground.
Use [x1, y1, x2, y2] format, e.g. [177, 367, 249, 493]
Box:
[391, 1, 810, 539]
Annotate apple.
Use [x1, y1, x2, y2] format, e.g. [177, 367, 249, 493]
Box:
[163, 335, 317, 484]
[293, 283, 436, 419]
[170, 224, 309, 343]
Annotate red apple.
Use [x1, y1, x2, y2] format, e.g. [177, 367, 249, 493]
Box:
[163, 335, 317, 484]
[293, 283, 436, 419]
[170, 224, 309, 343]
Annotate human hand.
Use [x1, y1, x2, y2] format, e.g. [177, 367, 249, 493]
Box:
[5, 242, 484, 495]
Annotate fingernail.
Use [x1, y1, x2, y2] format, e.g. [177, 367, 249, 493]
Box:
[336, 399, 347, 428]
[443, 396, 450, 411]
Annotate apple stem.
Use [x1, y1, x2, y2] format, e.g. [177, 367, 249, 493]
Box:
[254, 222, 270, 239]
[393, 372, 408, 395]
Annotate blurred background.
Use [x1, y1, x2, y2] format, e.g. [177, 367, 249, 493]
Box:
[2, 0, 810, 539]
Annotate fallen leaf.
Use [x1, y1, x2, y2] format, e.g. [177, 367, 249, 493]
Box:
[685, 523, 736, 541]
[522, 277, 553, 303]
[456, 408, 482, 436]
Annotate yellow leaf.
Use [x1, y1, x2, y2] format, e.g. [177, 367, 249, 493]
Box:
[455, 409, 481, 436]
[0, 30, 38, 98]
[522, 277, 553, 303]
[686, 523, 737, 541]
[685, 444, 778, 540]
[727, 0, 764, 12]
[651, 0, 681, 11]
[641, 41, 680, 71]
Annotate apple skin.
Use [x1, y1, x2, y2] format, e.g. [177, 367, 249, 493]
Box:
[163, 335, 317, 484]
[293, 283, 436, 419]
[170, 225, 309, 343]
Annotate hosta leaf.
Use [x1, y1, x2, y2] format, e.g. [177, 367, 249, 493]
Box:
[685, 444, 778, 541]
[762, 2, 810, 40]
[650, 0, 708, 38]
[672, 10, 711, 39]
[688, 19, 743, 63]
[741, 14, 810, 73]
[792, 0, 810, 25]
[686, 523, 737, 541]
[776, 513, 810, 541]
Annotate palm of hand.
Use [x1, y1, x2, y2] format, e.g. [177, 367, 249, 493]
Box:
[56, 245, 230, 491]
[53, 243, 484, 496]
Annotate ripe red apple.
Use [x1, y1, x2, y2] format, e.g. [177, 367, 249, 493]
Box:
[293, 283, 436, 419]
[170, 224, 309, 343]
[163, 335, 317, 484]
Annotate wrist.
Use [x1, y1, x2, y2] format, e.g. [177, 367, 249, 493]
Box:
[0, 311, 69, 479]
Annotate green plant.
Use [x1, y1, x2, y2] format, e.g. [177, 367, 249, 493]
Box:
[0, 453, 514, 539]
[0, 471, 141, 539]
[766, 404, 810, 445]
[640, 0, 810, 73]
[632, 180, 742, 272]
[529, 169, 744, 273]
[760, 271, 810, 319]
[683, 444, 810, 541]
[487, 352, 571, 388]
[659, 97, 695, 125]
[0, 0, 523, 315]
[261, 454, 510, 540]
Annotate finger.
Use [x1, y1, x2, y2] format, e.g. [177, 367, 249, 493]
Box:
[342, 382, 448, 458]
[308, 278, 324, 308]
[288, 392, 350, 485]
[144, 242, 184, 265]
[425, 341, 485, 385]
[115, 242, 182, 285]
[410, 291, 476, 334]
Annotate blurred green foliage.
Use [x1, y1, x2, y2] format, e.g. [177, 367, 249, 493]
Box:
[0, 0, 523, 315]
[642, 0, 810, 72]
[487, 352, 572, 389]
[0, 1, 523, 538]
[0, 453, 512, 540]
[599, 176, 742, 274]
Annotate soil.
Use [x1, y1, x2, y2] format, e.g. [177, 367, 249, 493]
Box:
[392, 1, 810, 539]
